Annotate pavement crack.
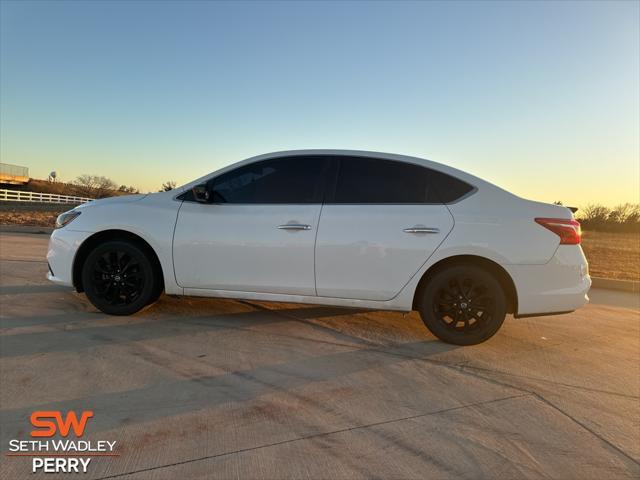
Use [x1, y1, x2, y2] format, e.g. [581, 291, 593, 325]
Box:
[452, 366, 640, 468]
[458, 364, 639, 400]
[528, 392, 640, 468]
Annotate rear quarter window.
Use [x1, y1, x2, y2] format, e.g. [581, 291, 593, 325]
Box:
[428, 169, 475, 203]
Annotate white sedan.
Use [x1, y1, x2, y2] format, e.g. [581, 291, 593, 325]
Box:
[47, 150, 591, 345]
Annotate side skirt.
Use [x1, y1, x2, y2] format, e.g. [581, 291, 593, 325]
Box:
[514, 310, 574, 319]
[181, 287, 412, 312]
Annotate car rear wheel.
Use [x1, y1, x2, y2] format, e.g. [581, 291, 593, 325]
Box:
[418, 265, 507, 345]
[81, 240, 157, 315]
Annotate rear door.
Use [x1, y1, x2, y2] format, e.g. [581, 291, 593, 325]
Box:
[315, 156, 454, 301]
[173, 156, 330, 295]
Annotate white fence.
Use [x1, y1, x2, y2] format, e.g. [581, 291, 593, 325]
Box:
[0, 189, 92, 205]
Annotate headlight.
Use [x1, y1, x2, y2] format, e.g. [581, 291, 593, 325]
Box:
[55, 210, 81, 229]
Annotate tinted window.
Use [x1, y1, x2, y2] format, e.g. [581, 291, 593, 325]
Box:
[331, 156, 474, 204]
[429, 169, 475, 203]
[210, 156, 328, 204]
[332, 157, 438, 204]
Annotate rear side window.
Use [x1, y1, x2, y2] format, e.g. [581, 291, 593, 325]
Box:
[210, 156, 328, 204]
[331, 156, 473, 204]
[332, 157, 435, 204]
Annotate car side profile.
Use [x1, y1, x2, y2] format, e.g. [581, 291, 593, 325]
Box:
[47, 150, 591, 345]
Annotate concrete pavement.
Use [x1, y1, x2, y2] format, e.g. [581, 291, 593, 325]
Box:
[0, 232, 638, 479]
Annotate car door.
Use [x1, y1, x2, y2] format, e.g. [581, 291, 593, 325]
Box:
[173, 155, 330, 295]
[315, 156, 455, 301]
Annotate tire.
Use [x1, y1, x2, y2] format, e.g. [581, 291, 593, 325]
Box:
[148, 280, 164, 305]
[418, 265, 507, 345]
[81, 240, 158, 315]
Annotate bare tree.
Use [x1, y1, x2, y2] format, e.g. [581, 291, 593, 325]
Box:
[118, 185, 139, 194]
[73, 174, 118, 198]
[624, 204, 640, 227]
[580, 204, 610, 224]
[160, 180, 177, 192]
[609, 203, 634, 225]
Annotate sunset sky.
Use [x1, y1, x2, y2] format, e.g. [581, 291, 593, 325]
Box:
[1, 0, 638, 207]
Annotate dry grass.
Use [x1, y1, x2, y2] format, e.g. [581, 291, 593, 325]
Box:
[581, 230, 639, 281]
[0, 210, 61, 227]
[0, 209, 638, 281]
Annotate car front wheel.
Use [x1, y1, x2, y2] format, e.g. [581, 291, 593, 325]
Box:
[81, 240, 157, 315]
[418, 265, 507, 345]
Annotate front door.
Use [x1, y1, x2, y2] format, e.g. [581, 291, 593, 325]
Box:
[173, 155, 330, 295]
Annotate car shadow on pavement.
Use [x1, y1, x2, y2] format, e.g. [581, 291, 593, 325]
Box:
[0, 301, 379, 357]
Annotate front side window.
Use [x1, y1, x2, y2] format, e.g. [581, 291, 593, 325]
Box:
[210, 156, 328, 204]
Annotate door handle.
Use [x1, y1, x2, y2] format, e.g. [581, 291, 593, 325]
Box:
[404, 226, 440, 234]
[278, 224, 312, 231]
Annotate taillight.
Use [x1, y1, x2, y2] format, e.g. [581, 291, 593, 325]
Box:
[535, 217, 581, 245]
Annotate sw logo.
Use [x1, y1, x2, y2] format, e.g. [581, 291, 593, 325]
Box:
[30, 410, 94, 438]
[6, 410, 118, 474]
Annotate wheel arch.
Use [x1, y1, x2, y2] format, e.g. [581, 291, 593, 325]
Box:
[412, 255, 518, 314]
[72, 229, 165, 293]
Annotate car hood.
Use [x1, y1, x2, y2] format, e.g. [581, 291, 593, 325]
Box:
[75, 194, 148, 209]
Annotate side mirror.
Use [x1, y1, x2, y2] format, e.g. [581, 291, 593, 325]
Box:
[192, 184, 212, 203]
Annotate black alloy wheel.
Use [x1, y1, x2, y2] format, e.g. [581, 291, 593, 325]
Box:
[82, 240, 157, 315]
[419, 265, 507, 345]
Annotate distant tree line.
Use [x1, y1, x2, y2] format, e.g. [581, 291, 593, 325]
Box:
[71, 176, 178, 197]
[574, 203, 640, 233]
[4, 173, 179, 198]
[64, 175, 176, 197]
